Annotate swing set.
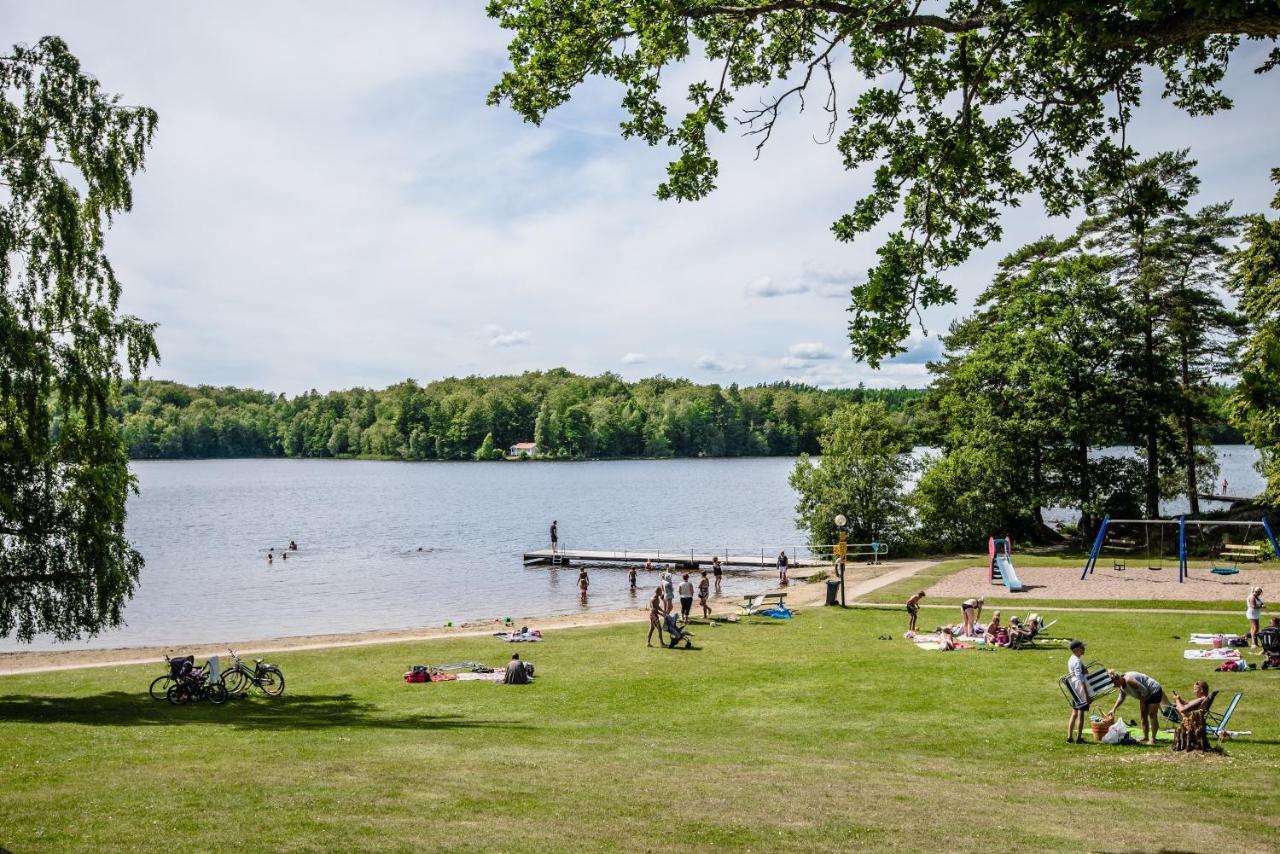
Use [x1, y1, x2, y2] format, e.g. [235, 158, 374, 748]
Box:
[1082, 515, 1280, 583]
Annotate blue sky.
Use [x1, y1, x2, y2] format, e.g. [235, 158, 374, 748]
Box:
[4, 2, 1277, 392]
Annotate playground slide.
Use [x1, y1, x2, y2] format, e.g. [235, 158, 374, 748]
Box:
[995, 554, 1024, 592]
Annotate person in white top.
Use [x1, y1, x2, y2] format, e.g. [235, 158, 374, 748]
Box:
[677, 573, 696, 623]
[1246, 587, 1264, 650]
[1066, 640, 1091, 743]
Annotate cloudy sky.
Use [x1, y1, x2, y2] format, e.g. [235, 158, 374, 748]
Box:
[4, 3, 1277, 392]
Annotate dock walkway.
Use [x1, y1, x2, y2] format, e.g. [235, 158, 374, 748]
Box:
[522, 547, 825, 570]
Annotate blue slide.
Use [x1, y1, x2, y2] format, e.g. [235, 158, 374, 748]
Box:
[994, 554, 1024, 592]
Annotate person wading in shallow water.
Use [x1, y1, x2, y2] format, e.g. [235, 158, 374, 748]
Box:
[712, 555, 723, 593]
[578, 568, 589, 603]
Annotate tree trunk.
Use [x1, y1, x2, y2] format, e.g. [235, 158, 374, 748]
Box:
[1144, 319, 1160, 518]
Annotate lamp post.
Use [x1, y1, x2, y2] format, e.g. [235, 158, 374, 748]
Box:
[834, 514, 848, 607]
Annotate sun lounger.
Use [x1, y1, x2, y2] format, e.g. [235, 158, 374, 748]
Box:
[738, 592, 787, 615]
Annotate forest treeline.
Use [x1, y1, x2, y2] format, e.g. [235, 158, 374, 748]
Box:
[115, 370, 1244, 464]
[115, 373, 932, 461]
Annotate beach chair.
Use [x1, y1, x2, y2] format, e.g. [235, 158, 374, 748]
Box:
[738, 592, 787, 616]
[1205, 692, 1243, 738]
[1058, 661, 1115, 708]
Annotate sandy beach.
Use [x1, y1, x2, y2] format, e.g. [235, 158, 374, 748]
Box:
[0, 562, 930, 676]
[926, 563, 1280, 602]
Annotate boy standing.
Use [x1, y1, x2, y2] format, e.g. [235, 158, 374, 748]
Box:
[1066, 640, 1090, 743]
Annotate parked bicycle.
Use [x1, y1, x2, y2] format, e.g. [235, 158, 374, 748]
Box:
[149, 655, 183, 700]
[220, 649, 285, 697]
[164, 655, 228, 705]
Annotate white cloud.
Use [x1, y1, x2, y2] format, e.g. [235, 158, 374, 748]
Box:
[620, 352, 647, 364]
[1, 3, 1272, 393]
[787, 341, 834, 360]
[486, 325, 531, 347]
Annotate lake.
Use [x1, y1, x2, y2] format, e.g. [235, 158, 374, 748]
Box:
[3, 446, 1265, 650]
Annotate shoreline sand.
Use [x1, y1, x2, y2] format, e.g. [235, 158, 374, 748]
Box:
[0, 561, 928, 676]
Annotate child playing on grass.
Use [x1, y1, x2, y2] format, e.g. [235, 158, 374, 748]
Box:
[905, 591, 925, 632]
[1066, 640, 1090, 743]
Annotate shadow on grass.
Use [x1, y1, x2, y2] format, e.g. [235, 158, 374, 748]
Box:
[0, 692, 527, 732]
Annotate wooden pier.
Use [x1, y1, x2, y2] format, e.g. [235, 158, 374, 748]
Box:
[522, 547, 825, 570]
[1197, 494, 1257, 504]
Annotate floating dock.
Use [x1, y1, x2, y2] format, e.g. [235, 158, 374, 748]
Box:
[522, 548, 825, 570]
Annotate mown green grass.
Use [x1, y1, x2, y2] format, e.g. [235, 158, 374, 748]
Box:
[1, 608, 1277, 852]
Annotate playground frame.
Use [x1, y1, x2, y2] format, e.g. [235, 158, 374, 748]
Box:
[1081, 515, 1280, 583]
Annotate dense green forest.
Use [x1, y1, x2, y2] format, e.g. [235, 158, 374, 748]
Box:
[114, 372, 1244, 463]
[114, 373, 930, 461]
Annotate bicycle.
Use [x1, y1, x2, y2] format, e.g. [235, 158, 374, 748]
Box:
[165, 659, 228, 705]
[150, 654, 195, 701]
[220, 649, 285, 697]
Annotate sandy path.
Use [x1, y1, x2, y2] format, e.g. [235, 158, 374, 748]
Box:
[925, 564, 1279, 603]
[1, 562, 923, 677]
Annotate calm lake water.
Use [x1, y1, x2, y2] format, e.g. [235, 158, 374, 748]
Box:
[4, 447, 1264, 651]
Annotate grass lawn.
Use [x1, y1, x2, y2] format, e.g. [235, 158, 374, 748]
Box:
[1, 608, 1277, 852]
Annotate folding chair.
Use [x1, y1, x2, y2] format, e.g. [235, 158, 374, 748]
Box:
[1058, 661, 1114, 708]
[1160, 690, 1217, 726]
[1205, 692, 1242, 738]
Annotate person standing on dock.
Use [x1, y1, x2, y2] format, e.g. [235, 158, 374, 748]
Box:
[777, 550, 789, 586]
[578, 568, 590, 602]
[712, 556, 723, 594]
[550, 520, 558, 552]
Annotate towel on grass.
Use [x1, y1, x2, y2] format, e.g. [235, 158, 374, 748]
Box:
[495, 630, 542, 642]
[1190, 633, 1241, 645]
[1183, 648, 1240, 660]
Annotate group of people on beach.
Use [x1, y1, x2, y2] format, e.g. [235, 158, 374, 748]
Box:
[646, 568, 716, 646]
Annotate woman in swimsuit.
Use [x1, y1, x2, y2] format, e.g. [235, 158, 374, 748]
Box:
[712, 556, 723, 593]
[960, 597, 984, 636]
[647, 587, 667, 647]
[984, 611, 1003, 644]
[1246, 587, 1264, 649]
[905, 591, 925, 633]
[698, 571, 711, 619]
[578, 569, 590, 602]
[1108, 670, 1164, 744]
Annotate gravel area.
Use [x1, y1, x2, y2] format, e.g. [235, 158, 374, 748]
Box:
[925, 564, 1279, 603]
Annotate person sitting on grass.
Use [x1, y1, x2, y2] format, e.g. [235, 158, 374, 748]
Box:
[503, 653, 531, 685]
[905, 591, 925, 633]
[1107, 670, 1164, 745]
[984, 611, 1004, 644]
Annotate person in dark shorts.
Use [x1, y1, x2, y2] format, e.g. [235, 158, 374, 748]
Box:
[550, 520, 558, 551]
[905, 591, 925, 632]
[1066, 640, 1090, 743]
[777, 550, 789, 585]
[712, 556, 723, 593]
[678, 573, 695, 622]
[628, 566, 637, 590]
[1108, 670, 1164, 744]
[698, 571, 711, 619]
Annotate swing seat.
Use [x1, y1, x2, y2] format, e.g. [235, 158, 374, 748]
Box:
[1210, 566, 1240, 576]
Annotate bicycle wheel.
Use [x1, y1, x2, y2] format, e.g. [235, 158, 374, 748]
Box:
[221, 668, 249, 696]
[149, 675, 172, 701]
[259, 669, 285, 697]
[166, 684, 190, 705]
[206, 682, 229, 705]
